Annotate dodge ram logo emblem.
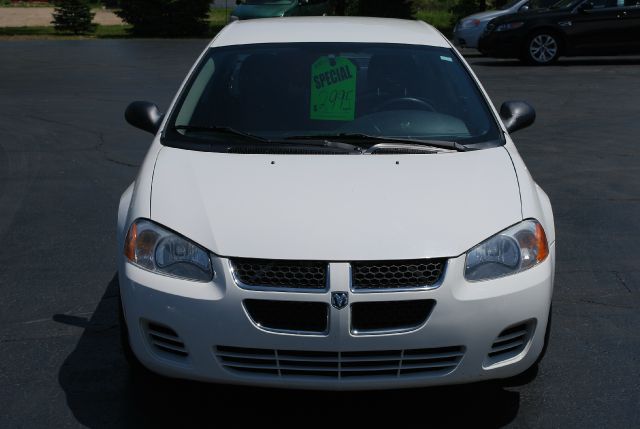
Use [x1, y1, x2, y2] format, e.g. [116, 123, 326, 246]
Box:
[331, 292, 349, 309]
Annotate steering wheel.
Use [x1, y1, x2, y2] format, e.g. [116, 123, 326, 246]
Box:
[374, 97, 436, 112]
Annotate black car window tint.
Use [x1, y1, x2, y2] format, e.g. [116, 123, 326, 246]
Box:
[591, 0, 617, 8]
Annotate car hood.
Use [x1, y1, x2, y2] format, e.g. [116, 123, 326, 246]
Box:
[463, 9, 512, 22]
[150, 146, 522, 261]
[231, 3, 294, 19]
[490, 7, 566, 24]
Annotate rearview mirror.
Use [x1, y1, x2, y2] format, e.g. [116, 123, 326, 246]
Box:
[500, 101, 536, 134]
[125, 101, 163, 134]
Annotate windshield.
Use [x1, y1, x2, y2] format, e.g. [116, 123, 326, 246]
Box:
[499, 0, 524, 10]
[550, 0, 581, 8]
[166, 43, 502, 149]
[244, 0, 295, 4]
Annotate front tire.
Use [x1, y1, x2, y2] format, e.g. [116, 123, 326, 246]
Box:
[522, 32, 561, 65]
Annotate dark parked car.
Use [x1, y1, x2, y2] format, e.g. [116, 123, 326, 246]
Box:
[478, 0, 640, 64]
[230, 0, 331, 21]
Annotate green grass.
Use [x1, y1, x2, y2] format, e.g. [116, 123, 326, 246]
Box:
[209, 8, 232, 27]
[0, 7, 456, 40]
[0, 8, 233, 39]
[415, 9, 455, 37]
[0, 1, 105, 6]
[0, 1, 50, 6]
[0, 24, 131, 38]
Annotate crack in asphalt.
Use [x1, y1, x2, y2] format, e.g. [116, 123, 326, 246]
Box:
[25, 113, 99, 135]
[11, 114, 140, 168]
[97, 132, 140, 168]
[0, 326, 118, 344]
[612, 271, 632, 293]
[556, 269, 640, 275]
[578, 299, 636, 310]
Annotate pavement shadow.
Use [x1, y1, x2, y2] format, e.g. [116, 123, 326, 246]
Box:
[57, 274, 520, 428]
[471, 56, 640, 67]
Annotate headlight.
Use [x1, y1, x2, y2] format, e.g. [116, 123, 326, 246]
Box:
[461, 18, 481, 29]
[495, 22, 525, 32]
[465, 219, 549, 282]
[124, 219, 213, 282]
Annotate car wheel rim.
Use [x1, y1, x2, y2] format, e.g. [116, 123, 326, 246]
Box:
[530, 34, 558, 63]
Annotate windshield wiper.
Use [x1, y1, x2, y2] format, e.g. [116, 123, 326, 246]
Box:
[286, 133, 467, 152]
[174, 125, 362, 153]
[174, 125, 269, 143]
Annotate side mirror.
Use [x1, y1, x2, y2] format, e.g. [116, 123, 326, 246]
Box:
[125, 101, 163, 134]
[500, 101, 536, 134]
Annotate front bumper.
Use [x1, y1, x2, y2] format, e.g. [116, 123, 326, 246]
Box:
[120, 245, 555, 390]
[453, 26, 486, 49]
[478, 31, 524, 58]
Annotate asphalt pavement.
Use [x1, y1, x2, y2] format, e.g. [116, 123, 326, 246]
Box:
[0, 40, 638, 428]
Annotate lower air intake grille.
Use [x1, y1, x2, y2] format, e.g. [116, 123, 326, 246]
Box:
[146, 322, 188, 358]
[215, 345, 465, 379]
[244, 300, 329, 334]
[488, 321, 535, 363]
[230, 258, 327, 291]
[351, 259, 446, 290]
[351, 300, 435, 334]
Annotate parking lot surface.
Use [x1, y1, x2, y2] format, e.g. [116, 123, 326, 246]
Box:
[0, 41, 638, 428]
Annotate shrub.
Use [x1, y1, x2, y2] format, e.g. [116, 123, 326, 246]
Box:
[116, 0, 212, 37]
[357, 0, 414, 18]
[332, 0, 415, 19]
[52, 0, 95, 35]
[449, 0, 487, 25]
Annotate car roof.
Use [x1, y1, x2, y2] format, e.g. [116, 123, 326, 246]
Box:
[210, 17, 451, 49]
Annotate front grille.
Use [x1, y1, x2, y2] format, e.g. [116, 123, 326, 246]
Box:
[487, 321, 534, 363]
[351, 259, 446, 290]
[230, 258, 327, 291]
[351, 300, 435, 334]
[244, 299, 329, 334]
[146, 322, 188, 358]
[215, 345, 465, 379]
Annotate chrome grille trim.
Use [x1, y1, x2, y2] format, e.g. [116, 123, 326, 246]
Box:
[228, 258, 329, 292]
[243, 299, 330, 336]
[350, 300, 436, 335]
[350, 259, 447, 292]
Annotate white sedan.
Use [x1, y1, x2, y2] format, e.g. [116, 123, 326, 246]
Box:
[118, 16, 555, 390]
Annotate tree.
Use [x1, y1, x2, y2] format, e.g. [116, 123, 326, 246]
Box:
[331, 0, 415, 19]
[449, 0, 487, 25]
[116, 0, 212, 37]
[354, 0, 414, 18]
[52, 0, 95, 35]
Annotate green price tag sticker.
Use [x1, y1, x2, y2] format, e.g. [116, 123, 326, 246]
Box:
[310, 56, 357, 121]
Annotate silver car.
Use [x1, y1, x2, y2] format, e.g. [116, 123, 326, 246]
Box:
[453, 0, 556, 49]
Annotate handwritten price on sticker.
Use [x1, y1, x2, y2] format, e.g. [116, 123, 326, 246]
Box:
[310, 56, 357, 121]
